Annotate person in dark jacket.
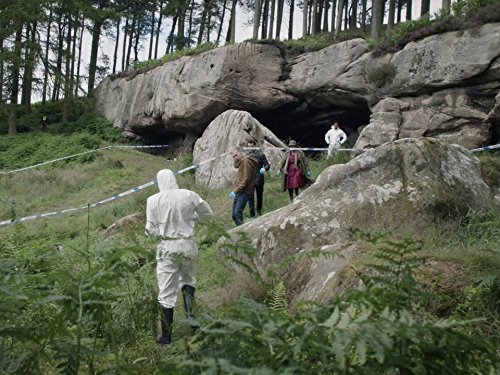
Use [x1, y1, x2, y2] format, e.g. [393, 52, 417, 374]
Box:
[245, 137, 270, 217]
[229, 146, 259, 226]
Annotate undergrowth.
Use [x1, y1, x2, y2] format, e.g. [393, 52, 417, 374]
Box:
[0, 131, 498, 373]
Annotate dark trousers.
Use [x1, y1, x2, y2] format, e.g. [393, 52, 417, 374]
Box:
[248, 184, 264, 217]
[232, 192, 250, 226]
[288, 188, 300, 202]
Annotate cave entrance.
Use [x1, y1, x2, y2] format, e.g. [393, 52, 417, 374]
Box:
[255, 101, 372, 151]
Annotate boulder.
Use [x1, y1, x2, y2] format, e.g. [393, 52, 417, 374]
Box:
[104, 212, 142, 237]
[356, 90, 491, 149]
[220, 138, 493, 305]
[193, 110, 286, 188]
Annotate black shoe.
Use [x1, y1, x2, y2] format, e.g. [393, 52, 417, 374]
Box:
[157, 307, 173, 345]
[182, 285, 200, 329]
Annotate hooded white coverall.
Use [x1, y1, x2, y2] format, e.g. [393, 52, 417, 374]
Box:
[146, 169, 213, 309]
[324, 127, 347, 158]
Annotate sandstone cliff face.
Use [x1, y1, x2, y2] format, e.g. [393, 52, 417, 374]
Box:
[219, 138, 493, 305]
[95, 23, 500, 150]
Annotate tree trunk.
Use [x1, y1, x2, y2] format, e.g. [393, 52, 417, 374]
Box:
[154, 2, 164, 59]
[420, 0, 430, 17]
[42, 6, 53, 104]
[343, 0, 348, 30]
[322, 0, 329, 33]
[75, 19, 84, 96]
[9, 27, 23, 135]
[217, 0, 227, 43]
[0, 37, 3, 102]
[22, 21, 37, 112]
[126, 17, 136, 68]
[177, 1, 187, 50]
[387, 0, 396, 34]
[350, 0, 358, 30]
[311, 0, 318, 35]
[288, 0, 294, 39]
[133, 18, 141, 62]
[52, 16, 65, 102]
[198, 0, 209, 44]
[268, 0, 276, 38]
[370, 0, 383, 39]
[122, 18, 129, 70]
[361, 0, 366, 31]
[206, 5, 213, 42]
[302, 0, 308, 37]
[62, 18, 72, 125]
[334, 0, 344, 38]
[253, 0, 261, 39]
[187, 0, 195, 47]
[261, 0, 269, 38]
[442, 0, 451, 12]
[275, 0, 284, 38]
[166, 16, 178, 53]
[87, 19, 102, 96]
[330, 0, 336, 37]
[228, 0, 237, 43]
[397, 0, 402, 23]
[113, 18, 121, 73]
[148, 3, 156, 60]
[406, 0, 412, 20]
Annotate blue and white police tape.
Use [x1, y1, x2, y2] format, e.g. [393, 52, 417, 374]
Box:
[470, 144, 500, 153]
[244, 146, 364, 152]
[0, 144, 171, 175]
[0, 151, 228, 227]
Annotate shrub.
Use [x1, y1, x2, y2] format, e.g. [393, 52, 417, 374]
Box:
[172, 235, 499, 374]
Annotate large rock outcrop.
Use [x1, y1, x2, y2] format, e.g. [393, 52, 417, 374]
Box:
[95, 23, 500, 149]
[220, 138, 494, 305]
[193, 110, 285, 188]
[355, 91, 491, 149]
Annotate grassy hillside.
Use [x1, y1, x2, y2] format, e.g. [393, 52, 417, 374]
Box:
[0, 129, 499, 373]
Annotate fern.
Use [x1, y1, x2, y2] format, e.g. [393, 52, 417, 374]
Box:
[267, 282, 288, 312]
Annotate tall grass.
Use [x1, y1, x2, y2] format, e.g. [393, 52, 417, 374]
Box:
[0, 134, 498, 372]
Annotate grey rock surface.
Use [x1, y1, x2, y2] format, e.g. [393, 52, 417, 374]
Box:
[95, 23, 500, 150]
[220, 138, 493, 305]
[356, 91, 492, 149]
[193, 110, 286, 188]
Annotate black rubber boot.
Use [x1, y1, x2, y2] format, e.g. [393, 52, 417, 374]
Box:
[181, 285, 200, 329]
[157, 307, 174, 345]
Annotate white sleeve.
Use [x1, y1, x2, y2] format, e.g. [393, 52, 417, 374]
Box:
[324, 130, 331, 144]
[340, 130, 347, 144]
[145, 199, 158, 236]
[194, 195, 213, 223]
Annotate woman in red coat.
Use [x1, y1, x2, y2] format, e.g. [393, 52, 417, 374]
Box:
[279, 140, 311, 202]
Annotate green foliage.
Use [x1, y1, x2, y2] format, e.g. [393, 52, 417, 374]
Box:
[0, 136, 498, 372]
[0, 98, 93, 134]
[479, 154, 500, 189]
[130, 42, 219, 71]
[267, 281, 288, 312]
[374, 0, 500, 54]
[0, 132, 101, 170]
[173, 236, 498, 374]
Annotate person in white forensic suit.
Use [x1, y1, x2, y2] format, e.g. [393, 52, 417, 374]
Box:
[146, 169, 213, 345]
[324, 122, 347, 158]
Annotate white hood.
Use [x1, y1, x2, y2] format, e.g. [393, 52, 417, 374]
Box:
[157, 169, 178, 191]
